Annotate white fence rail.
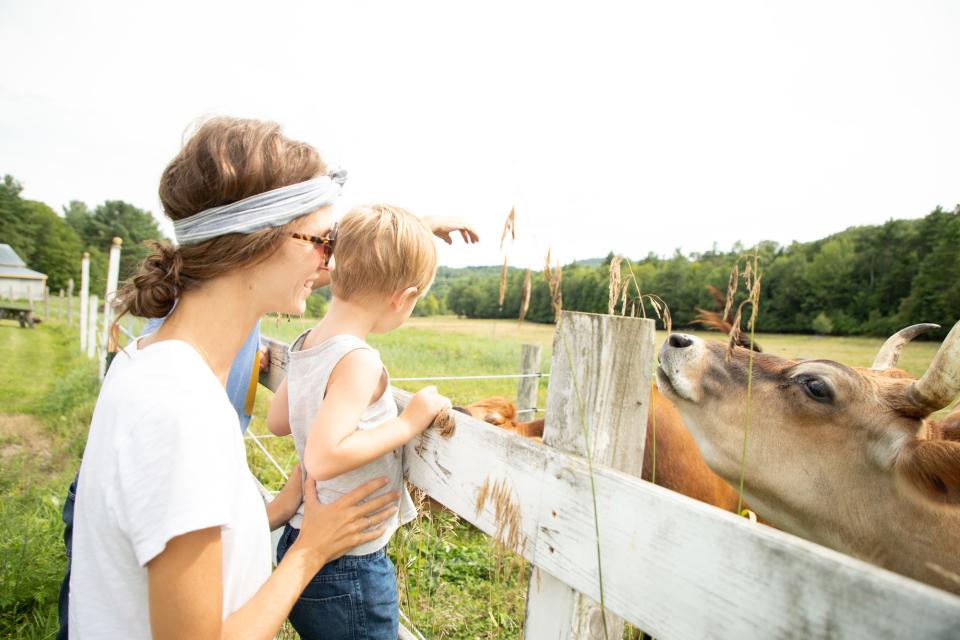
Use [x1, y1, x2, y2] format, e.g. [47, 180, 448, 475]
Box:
[259, 313, 960, 639]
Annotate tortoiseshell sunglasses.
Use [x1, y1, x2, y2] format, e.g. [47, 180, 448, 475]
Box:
[291, 222, 337, 266]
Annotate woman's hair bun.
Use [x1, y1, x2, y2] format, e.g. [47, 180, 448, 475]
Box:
[115, 241, 183, 319]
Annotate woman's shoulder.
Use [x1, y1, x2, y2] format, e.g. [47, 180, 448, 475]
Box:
[103, 340, 231, 419]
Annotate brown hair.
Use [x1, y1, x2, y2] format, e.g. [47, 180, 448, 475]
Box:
[117, 116, 327, 319]
[330, 204, 437, 302]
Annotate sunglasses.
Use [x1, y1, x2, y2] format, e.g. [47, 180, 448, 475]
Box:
[290, 222, 337, 265]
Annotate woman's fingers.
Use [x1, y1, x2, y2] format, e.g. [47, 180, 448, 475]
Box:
[355, 490, 401, 517]
[355, 524, 388, 546]
[334, 476, 389, 507]
[367, 505, 398, 527]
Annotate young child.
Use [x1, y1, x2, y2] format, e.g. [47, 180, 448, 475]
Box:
[268, 203, 450, 640]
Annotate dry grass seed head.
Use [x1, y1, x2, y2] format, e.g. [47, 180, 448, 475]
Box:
[723, 263, 739, 324]
[474, 475, 526, 582]
[500, 206, 516, 251]
[725, 252, 763, 360]
[542, 249, 564, 322]
[519, 269, 532, 323]
[431, 406, 457, 438]
[608, 256, 622, 316]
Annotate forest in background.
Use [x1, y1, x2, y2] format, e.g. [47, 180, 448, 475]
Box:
[2, 173, 958, 338]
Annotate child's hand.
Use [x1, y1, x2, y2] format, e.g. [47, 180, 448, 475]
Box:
[401, 385, 451, 435]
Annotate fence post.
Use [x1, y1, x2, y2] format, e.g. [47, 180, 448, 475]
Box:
[58, 289, 64, 322]
[44, 286, 50, 320]
[99, 237, 122, 381]
[86, 294, 98, 359]
[523, 311, 655, 639]
[80, 253, 90, 351]
[67, 279, 74, 327]
[516, 344, 542, 422]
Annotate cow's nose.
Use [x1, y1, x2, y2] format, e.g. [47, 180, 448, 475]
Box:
[668, 333, 694, 349]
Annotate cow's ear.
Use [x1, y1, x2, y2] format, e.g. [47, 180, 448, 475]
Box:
[897, 440, 960, 505]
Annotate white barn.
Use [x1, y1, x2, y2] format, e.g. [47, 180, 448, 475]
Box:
[0, 244, 47, 301]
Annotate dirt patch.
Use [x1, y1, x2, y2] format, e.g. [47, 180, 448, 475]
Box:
[0, 414, 54, 464]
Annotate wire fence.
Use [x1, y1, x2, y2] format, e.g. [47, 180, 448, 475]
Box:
[243, 369, 548, 488]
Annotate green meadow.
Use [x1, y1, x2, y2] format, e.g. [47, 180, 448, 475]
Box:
[1, 314, 955, 638]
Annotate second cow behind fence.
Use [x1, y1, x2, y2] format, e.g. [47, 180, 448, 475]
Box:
[455, 386, 752, 517]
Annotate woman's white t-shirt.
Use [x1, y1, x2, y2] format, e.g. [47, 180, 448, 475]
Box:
[69, 339, 271, 638]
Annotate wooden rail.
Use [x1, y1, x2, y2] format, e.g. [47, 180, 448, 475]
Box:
[259, 313, 960, 639]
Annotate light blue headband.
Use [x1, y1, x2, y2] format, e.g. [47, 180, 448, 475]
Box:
[173, 169, 347, 245]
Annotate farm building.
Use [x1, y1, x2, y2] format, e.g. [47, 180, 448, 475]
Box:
[0, 244, 47, 301]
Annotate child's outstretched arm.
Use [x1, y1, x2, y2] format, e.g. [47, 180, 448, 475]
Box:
[267, 378, 291, 436]
[304, 349, 449, 481]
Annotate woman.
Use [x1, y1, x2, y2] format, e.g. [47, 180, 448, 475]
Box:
[68, 117, 402, 639]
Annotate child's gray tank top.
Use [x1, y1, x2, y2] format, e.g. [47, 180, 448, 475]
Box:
[286, 331, 416, 555]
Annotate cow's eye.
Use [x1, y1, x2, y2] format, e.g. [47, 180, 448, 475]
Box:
[796, 375, 833, 402]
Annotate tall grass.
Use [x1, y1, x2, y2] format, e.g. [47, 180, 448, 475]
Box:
[0, 322, 97, 639]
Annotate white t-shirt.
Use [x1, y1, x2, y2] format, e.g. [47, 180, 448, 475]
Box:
[69, 339, 271, 638]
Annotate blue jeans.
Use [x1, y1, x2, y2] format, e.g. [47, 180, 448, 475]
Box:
[276, 524, 399, 640]
[56, 475, 78, 640]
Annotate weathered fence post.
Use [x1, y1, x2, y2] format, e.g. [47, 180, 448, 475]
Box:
[86, 295, 98, 359]
[58, 289, 64, 322]
[516, 344, 542, 422]
[99, 237, 122, 381]
[44, 287, 50, 320]
[67, 279, 74, 327]
[80, 253, 90, 351]
[523, 311, 655, 639]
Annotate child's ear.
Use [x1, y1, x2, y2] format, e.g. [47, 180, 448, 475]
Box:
[392, 286, 419, 310]
[896, 439, 960, 506]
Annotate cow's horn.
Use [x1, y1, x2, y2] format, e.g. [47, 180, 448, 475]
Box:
[870, 323, 941, 370]
[906, 320, 960, 413]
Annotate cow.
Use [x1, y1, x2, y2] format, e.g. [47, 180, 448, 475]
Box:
[656, 320, 960, 594]
[456, 389, 749, 515]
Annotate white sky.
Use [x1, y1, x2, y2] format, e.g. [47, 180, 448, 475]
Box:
[1, 0, 958, 268]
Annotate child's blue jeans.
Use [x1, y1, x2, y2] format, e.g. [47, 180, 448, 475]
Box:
[277, 523, 399, 640]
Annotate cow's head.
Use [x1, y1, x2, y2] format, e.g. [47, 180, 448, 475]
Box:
[656, 321, 960, 538]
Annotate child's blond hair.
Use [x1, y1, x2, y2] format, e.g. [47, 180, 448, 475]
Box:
[331, 204, 437, 301]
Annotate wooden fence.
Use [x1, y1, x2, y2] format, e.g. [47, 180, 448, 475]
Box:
[260, 311, 960, 639]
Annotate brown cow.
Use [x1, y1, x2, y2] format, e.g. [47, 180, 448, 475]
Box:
[656, 321, 960, 594]
[457, 388, 748, 515]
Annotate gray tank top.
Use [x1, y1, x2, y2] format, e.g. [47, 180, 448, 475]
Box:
[286, 332, 416, 555]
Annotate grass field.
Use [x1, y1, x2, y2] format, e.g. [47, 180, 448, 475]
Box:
[1, 314, 955, 638]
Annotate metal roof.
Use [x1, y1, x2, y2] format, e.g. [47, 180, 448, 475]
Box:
[0, 244, 27, 267]
[0, 266, 47, 279]
[0, 244, 46, 279]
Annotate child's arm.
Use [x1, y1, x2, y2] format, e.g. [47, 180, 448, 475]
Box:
[304, 349, 448, 481]
[266, 378, 291, 436]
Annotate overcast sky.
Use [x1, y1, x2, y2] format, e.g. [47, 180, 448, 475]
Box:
[2, 0, 958, 268]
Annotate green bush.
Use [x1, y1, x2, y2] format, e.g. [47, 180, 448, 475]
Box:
[812, 312, 834, 335]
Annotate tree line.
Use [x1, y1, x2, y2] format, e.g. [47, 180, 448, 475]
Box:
[445, 206, 960, 339]
[0, 175, 166, 293]
[3, 171, 958, 337]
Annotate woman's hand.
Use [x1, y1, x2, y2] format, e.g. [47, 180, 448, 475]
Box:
[424, 216, 480, 245]
[266, 463, 303, 530]
[290, 474, 400, 571]
[400, 385, 452, 436]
